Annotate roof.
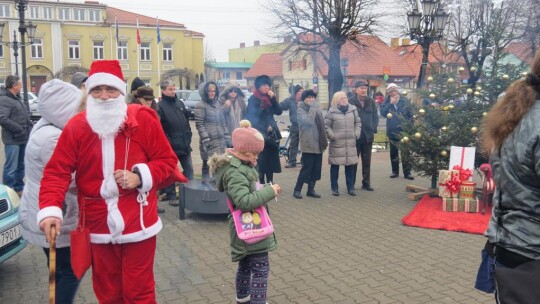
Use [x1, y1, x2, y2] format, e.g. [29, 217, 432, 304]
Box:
[105, 6, 204, 37]
[504, 42, 537, 65]
[393, 42, 465, 77]
[245, 53, 283, 78]
[205, 62, 253, 69]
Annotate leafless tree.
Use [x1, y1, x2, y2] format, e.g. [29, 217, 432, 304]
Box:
[267, 0, 382, 102]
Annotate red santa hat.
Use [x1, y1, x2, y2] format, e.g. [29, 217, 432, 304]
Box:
[85, 60, 126, 96]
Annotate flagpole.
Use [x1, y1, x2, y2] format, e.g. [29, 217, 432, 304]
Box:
[137, 17, 140, 77]
[156, 17, 161, 88]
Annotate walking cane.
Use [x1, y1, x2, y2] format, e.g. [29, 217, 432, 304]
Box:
[49, 225, 57, 304]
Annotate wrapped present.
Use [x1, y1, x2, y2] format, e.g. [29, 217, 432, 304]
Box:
[459, 181, 476, 199]
[442, 197, 480, 212]
[438, 169, 460, 197]
[449, 146, 476, 178]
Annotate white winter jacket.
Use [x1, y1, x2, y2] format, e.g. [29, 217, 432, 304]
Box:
[18, 79, 82, 248]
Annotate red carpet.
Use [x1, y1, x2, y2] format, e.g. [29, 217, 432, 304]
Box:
[402, 195, 492, 235]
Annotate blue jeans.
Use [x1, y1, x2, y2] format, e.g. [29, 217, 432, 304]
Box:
[3, 144, 26, 192]
[44, 247, 81, 304]
[330, 164, 355, 191]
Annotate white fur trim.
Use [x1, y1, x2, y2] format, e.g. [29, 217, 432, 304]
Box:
[236, 296, 250, 303]
[36, 206, 63, 225]
[86, 72, 126, 96]
[132, 163, 153, 192]
[90, 218, 162, 244]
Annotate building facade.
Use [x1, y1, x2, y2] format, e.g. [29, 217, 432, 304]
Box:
[0, 0, 204, 94]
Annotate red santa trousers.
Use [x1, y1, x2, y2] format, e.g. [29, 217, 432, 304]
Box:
[91, 236, 157, 303]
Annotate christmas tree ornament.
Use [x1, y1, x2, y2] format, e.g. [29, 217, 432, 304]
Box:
[414, 132, 421, 139]
[441, 150, 448, 157]
[402, 90, 408, 96]
[476, 85, 482, 91]
[441, 126, 448, 132]
[482, 112, 488, 117]
[471, 127, 478, 134]
[448, 104, 455, 110]
[427, 76, 433, 82]
[402, 136, 410, 144]
[419, 109, 426, 115]
[413, 114, 417, 119]
[429, 93, 436, 99]
[458, 66, 465, 72]
[387, 113, 393, 119]
[474, 91, 481, 96]
[502, 74, 509, 80]
[471, 66, 477, 72]
[442, 106, 449, 111]
[447, 77, 455, 83]
[521, 72, 528, 77]
[466, 88, 473, 94]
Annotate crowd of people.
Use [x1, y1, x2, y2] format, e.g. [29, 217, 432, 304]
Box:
[0, 59, 420, 303]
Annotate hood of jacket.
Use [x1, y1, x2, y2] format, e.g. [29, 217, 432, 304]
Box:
[219, 84, 245, 100]
[199, 81, 219, 104]
[37, 79, 82, 129]
[208, 153, 232, 191]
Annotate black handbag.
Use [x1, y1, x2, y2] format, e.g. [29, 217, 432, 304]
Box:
[494, 258, 540, 304]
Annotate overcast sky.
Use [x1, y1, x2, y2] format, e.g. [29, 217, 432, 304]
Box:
[98, 0, 404, 62]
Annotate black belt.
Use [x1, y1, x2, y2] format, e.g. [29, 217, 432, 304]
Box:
[485, 241, 535, 268]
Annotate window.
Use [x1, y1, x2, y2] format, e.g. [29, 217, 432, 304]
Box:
[0, 4, 10, 17]
[43, 7, 52, 19]
[117, 41, 128, 60]
[222, 71, 230, 80]
[302, 59, 307, 70]
[93, 41, 104, 60]
[140, 42, 151, 61]
[0, 45, 3, 58]
[31, 39, 43, 58]
[89, 9, 101, 22]
[73, 8, 85, 21]
[59, 8, 70, 20]
[288, 60, 292, 71]
[29, 6, 39, 19]
[236, 72, 242, 80]
[162, 43, 173, 61]
[68, 40, 80, 59]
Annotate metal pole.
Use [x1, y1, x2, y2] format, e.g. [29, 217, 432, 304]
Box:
[12, 30, 19, 76]
[417, 38, 431, 89]
[16, 0, 30, 110]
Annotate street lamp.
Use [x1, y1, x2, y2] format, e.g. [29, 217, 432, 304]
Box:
[0, 0, 37, 108]
[407, 0, 449, 89]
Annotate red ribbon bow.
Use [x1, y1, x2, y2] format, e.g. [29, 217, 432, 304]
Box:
[452, 165, 472, 181]
[444, 172, 461, 194]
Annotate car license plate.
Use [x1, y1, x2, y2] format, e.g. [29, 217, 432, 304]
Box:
[0, 224, 21, 249]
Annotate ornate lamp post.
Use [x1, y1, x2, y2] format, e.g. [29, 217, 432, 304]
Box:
[407, 0, 449, 89]
[0, 0, 37, 108]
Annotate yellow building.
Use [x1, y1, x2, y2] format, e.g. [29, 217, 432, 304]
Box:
[0, 0, 204, 94]
[228, 40, 286, 64]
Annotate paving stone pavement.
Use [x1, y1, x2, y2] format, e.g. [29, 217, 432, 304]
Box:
[0, 120, 493, 303]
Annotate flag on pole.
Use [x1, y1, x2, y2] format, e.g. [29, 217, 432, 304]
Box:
[156, 17, 161, 44]
[136, 17, 141, 45]
[115, 16, 119, 46]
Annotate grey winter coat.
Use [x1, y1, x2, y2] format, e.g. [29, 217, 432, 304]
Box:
[218, 84, 246, 135]
[297, 101, 327, 154]
[485, 101, 540, 259]
[0, 86, 32, 145]
[18, 80, 81, 248]
[325, 105, 361, 166]
[279, 96, 299, 132]
[195, 83, 231, 160]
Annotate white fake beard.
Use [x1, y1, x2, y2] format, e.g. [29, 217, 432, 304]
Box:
[86, 95, 127, 138]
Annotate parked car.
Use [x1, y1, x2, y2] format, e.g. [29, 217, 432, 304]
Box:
[183, 90, 200, 119]
[175, 89, 192, 101]
[0, 184, 27, 264]
[26, 92, 41, 122]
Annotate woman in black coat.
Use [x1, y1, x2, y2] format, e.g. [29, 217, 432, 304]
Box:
[245, 75, 283, 184]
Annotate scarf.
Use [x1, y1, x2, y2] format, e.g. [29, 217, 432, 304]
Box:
[338, 104, 348, 114]
[299, 102, 328, 151]
[253, 89, 272, 110]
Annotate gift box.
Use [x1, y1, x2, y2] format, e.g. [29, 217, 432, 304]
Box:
[449, 146, 476, 175]
[459, 181, 476, 199]
[438, 169, 460, 198]
[442, 197, 480, 212]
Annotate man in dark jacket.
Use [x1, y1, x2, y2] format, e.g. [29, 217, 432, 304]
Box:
[158, 80, 193, 202]
[380, 83, 414, 180]
[280, 84, 303, 168]
[0, 75, 33, 195]
[348, 80, 379, 191]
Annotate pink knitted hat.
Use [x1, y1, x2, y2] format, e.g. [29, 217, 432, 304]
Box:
[231, 120, 265, 153]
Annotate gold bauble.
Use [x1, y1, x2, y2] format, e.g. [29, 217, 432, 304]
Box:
[470, 66, 477, 72]
[521, 72, 528, 77]
[442, 106, 449, 111]
[502, 74, 509, 80]
[471, 127, 478, 134]
[482, 112, 488, 117]
[441, 150, 448, 157]
[429, 93, 436, 99]
[476, 85, 482, 91]
[402, 136, 410, 144]
[448, 104, 455, 110]
[458, 66, 465, 72]
[447, 77, 455, 83]
[427, 76, 434, 82]
[413, 114, 417, 119]
[387, 113, 393, 119]
[400, 138, 404, 143]
[474, 91, 481, 96]
[466, 88, 474, 94]
[441, 126, 448, 132]
[414, 132, 422, 139]
[402, 90, 408, 96]
[419, 108, 426, 115]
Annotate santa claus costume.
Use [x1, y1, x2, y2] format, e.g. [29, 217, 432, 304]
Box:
[37, 60, 178, 303]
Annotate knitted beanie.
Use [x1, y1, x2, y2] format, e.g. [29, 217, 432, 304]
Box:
[231, 120, 265, 153]
[130, 77, 146, 93]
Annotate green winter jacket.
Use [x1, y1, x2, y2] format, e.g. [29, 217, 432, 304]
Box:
[209, 153, 277, 262]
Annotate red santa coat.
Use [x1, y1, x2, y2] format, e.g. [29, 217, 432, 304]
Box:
[37, 105, 177, 244]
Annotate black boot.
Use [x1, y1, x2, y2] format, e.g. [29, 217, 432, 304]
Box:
[306, 182, 321, 198]
[293, 182, 303, 199]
